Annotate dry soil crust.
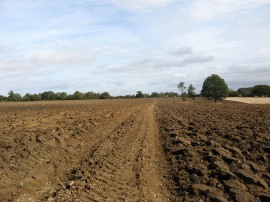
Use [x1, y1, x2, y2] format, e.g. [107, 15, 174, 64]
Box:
[0, 99, 270, 201]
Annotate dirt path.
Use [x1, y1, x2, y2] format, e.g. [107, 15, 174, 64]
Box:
[0, 101, 169, 202]
[51, 102, 171, 201]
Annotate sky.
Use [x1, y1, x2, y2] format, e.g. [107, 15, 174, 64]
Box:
[0, 0, 270, 96]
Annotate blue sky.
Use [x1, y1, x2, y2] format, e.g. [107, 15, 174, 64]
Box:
[0, 0, 270, 96]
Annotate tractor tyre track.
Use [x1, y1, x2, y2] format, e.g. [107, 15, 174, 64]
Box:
[52, 103, 171, 201]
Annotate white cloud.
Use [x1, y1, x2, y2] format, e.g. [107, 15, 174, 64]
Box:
[108, 0, 172, 11]
[34, 49, 95, 66]
[168, 47, 193, 55]
[190, 0, 270, 20]
[0, 46, 7, 54]
[173, 73, 187, 78]
[183, 55, 214, 63]
[0, 58, 35, 73]
[110, 52, 214, 73]
[221, 64, 270, 88]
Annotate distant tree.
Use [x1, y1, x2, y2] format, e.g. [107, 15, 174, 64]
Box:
[8, 90, 22, 102]
[23, 93, 31, 101]
[237, 87, 253, 97]
[67, 94, 74, 100]
[73, 91, 84, 100]
[57, 92, 68, 100]
[201, 74, 229, 102]
[84, 91, 100, 99]
[144, 93, 151, 98]
[40, 91, 57, 100]
[0, 95, 6, 102]
[165, 92, 178, 97]
[187, 84, 196, 99]
[100, 92, 111, 99]
[228, 89, 239, 97]
[123, 95, 131, 99]
[23, 93, 41, 101]
[252, 85, 270, 97]
[30, 94, 41, 101]
[177, 82, 187, 101]
[159, 92, 166, 98]
[14, 92, 22, 101]
[8, 90, 15, 101]
[151, 92, 159, 98]
[136, 91, 144, 98]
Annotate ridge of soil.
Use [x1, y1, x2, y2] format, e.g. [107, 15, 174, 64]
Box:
[156, 99, 270, 201]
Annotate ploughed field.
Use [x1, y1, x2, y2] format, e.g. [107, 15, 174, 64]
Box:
[0, 99, 269, 201]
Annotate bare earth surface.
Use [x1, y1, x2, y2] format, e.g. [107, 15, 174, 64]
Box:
[0, 98, 270, 201]
[226, 97, 270, 104]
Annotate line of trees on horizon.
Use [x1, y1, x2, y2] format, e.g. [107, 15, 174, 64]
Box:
[229, 85, 270, 97]
[0, 83, 269, 102]
[0, 90, 181, 102]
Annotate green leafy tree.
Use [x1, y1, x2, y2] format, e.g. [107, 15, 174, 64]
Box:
[201, 74, 229, 102]
[84, 91, 100, 99]
[73, 91, 84, 100]
[8, 90, 22, 102]
[67, 94, 74, 100]
[228, 89, 239, 97]
[159, 92, 166, 98]
[187, 84, 196, 99]
[177, 82, 187, 101]
[144, 93, 150, 98]
[252, 85, 270, 97]
[57, 92, 68, 100]
[136, 91, 144, 98]
[23, 93, 31, 101]
[151, 92, 159, 98]
[30, 94, 41, 101]
[40, 91, 57, 100]
[165, 92, 178, 97]
[23, 93, 41, 101]
[100, 92, 111, 99]
[237, 87, 253, 97]
[0, 95, 6, 102]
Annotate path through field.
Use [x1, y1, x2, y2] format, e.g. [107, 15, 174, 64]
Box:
[0, 100, 175, 201]
[53, 102, 172, 201]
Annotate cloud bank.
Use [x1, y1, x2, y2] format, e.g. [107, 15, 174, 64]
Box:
[0, 0, 269, 95]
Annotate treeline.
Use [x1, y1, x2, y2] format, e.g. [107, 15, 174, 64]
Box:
[1, 84, 269, 102]
[229, 85, 270, 97]
[0, 90, 180, 102]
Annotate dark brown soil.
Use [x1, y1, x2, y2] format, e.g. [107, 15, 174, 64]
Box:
[0, 98, 269, 201]
[156, 99, 270, 202]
